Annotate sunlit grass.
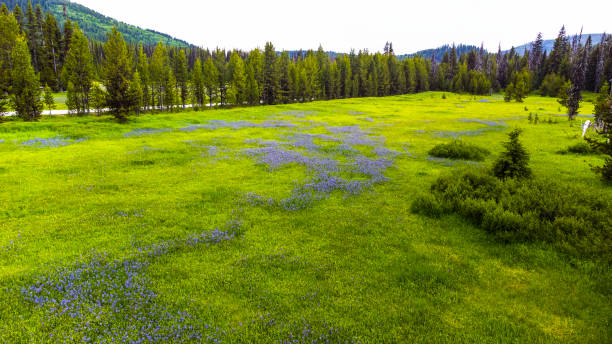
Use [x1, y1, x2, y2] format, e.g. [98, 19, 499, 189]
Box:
[0, 92, 609, 343]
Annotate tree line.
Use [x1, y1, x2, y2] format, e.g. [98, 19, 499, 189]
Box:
[1, 1, 611, 122]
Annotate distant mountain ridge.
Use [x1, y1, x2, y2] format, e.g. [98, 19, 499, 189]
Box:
[1, 0, 191, 47]
[398, 44, 483, 62]
[509, 33, 605, 55]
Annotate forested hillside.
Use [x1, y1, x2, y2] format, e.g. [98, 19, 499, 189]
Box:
[1, 0, 190, 46]
[398, 44, 482, 62]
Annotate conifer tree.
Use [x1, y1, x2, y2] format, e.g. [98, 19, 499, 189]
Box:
[558, 79, 581, 121]
[128, 70, 143, 115]
[61, 18, 73, 66]
[62, 23, 93, 114]
[316, 46, 329, 99]
[262, 42, 279, 105]
[228, 51, 246, 106]
[191, 58, 205, 108]
[328, 61, 340, 99]
[277, 51, 292, 103]
[10, 36, 42, 121]
[586, 82, 612, 181]
[150, 42, 170, 110]
[404, 59, 416, 93]
[212, 49, 227, 106]
[25, 0, 41, 71]
[513, 70, 531, 102]
[203, 57, 218, 109]
[103, 26, 132, 119]
[0, 7, 19, 103]
[414, 58, 430, 92]
[43, 84, 54, 115]
[493, 129, 531, 180]
[245, 63, 260, 106]
[530, 33, 544, 87]
[547, 26, 570, 78]
[90, 83, 107, 116]
[303, 52, 320, 100]
[449, 44, 458, 77]
[504, 82, 514, 102]
[247, 48, 264, 87]
[41, 12, 61, 90]
[174, 49, 188, 108]
[497, 47, 509, 88]
[136, 44, 150, 111]
[12, 4, 24, 33]
[163, 69, 177, 111]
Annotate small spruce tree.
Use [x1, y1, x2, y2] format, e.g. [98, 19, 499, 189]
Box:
[90, 84, 107, 116]
[504, 83, 514, 102]
[558, 80, 581, 120]
[43, 85, 55, 115]
[128, 71, 143, 115]
[493, 128, 532, 179]
[512, 70, 530, 102]
[586, 82, 612, 181]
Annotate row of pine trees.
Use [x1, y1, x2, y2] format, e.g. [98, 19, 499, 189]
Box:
[1, 1, 612, 122]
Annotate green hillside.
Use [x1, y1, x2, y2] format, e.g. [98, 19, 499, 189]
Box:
[1, 0, 191, 47]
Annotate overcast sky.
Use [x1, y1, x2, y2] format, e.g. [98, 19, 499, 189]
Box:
[73, 0, 610, 54]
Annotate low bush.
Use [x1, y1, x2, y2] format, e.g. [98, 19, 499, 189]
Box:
[558, 141, 597, 155]
[428, 140, 490, 161]
[412, 167, 612, 260]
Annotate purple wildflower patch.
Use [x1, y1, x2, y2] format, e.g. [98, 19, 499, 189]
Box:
[458, 118, 506, 127]
[241, 123, 397, 210]
[327, 125, 364, 134]
[22, 228, 237, 343]
[123, 128, 172, 137]
[180, 120, 295, 132]
[277, 110, 318, 118]
[373, 147, 401, 159]
[21, 136, 87, 148]
[430, 127, 504, 138]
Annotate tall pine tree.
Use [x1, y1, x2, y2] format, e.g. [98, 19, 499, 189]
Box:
[62, 23, 93, 114]
[262, 42, 279, 105]
[10, 36, 42, 121]
[103, 26, 133, 119]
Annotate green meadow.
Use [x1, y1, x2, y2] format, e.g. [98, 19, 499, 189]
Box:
[0, 92, 610, 343]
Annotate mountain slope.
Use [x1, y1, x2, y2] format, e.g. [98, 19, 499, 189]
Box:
[1, 0, 190, 47]
[398, 44, 482, 62]
[510, 34, 605, 55]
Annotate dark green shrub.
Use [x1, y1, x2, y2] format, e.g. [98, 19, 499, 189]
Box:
[410, 193, 444, 218]
[411, 167, 612, 260]
[428, 140, 490, 161]
[493, 129, 531, 180]
[482, 206, 524, 237]
[559, 141, 596, 155]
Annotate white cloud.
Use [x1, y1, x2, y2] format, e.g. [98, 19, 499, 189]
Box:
[74, 0, 610, 53]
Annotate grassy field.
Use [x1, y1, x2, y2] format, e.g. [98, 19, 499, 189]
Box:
[0, 92, 610, 343]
